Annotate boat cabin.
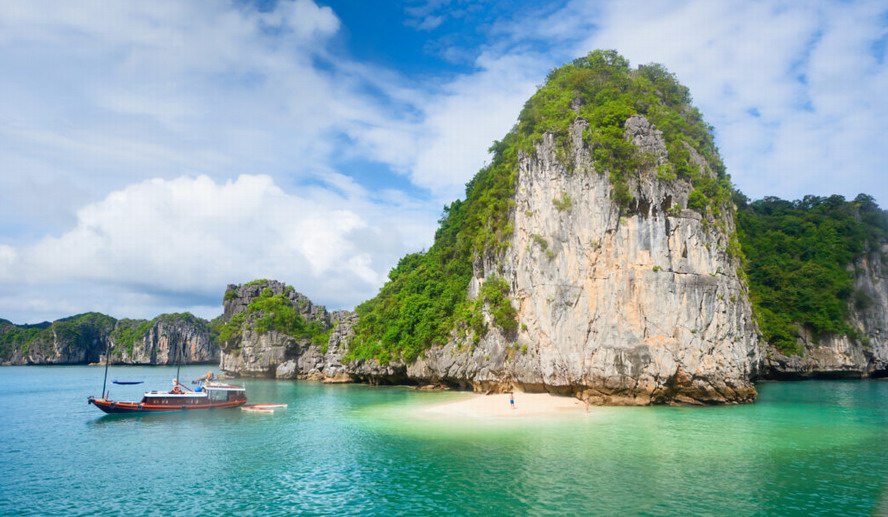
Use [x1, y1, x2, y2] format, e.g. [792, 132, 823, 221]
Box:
[140, 383, 247, 406]
[203, 383, 247, 403]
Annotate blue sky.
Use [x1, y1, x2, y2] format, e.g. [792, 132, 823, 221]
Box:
[1, 0, 887, 324]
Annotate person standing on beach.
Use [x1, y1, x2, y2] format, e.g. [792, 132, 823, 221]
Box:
[509, 392, 515, 410]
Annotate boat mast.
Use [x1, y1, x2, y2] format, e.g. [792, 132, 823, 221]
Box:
[175, 337, 182, 387]
[101, 336, 111, 399]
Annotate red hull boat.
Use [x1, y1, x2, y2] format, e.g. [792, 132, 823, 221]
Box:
[88, 382, 247, 414]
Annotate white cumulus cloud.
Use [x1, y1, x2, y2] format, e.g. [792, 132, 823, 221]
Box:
[0, 175, 436, 323]
[2, 0, 887, 324]
[563, 0, 888, 203]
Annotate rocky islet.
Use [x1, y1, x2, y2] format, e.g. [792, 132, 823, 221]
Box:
[2, 51, 887, 403]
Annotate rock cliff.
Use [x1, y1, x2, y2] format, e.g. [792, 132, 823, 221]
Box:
[218, 280, 336, 378]
[766, 246, 888, 378]
[0, 312, 217, 365]
[217, 280, 408, 383]
[217, 115, 761, 404]
[113, 314, 218, 365]
[408, 117, 761, 404]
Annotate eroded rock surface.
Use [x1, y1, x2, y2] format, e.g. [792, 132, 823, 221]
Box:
[218, 280, 362, 380]
[408, 117, 761, 404]
[219, 118, 763, 404]
[0, 313, 217, 366]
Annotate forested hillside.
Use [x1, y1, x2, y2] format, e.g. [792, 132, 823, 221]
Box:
[736, 193, 888, 355]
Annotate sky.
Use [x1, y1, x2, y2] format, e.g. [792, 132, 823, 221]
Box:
[1, 0, 887, 324]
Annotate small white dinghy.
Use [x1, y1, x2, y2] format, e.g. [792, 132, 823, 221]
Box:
[241, 403, 288, 414]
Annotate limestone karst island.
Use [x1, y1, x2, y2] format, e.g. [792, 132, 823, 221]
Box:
[4, 52, 886, 404]
[3, 39, 888, 515]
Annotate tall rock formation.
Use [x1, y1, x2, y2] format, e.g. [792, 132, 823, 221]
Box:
[408, 117, 760, 404]
[218, 280, 335, 378]
[339, 51, 765, 404]
[218, 52, 762, 404]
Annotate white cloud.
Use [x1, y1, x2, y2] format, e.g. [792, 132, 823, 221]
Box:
[0, 0, 384, 235]
[2, 0, 887, 324]
[0, 246, 14, 267]
[0, 175, 436, 323]
[345, 51, 549, 203]
[408, 52, 547, 198]
[556, 0, 888, 204]
[375, 0, 888, 206]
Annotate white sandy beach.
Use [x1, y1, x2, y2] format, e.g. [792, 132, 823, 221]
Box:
[423, 392, 590, 418]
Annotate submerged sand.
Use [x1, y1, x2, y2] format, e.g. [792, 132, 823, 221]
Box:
[422, 392, 590, 419]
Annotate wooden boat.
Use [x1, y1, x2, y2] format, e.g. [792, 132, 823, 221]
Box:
[88, 381, 247, 414]
[112, 379, 144, 385]
[88, 338, 245, 414]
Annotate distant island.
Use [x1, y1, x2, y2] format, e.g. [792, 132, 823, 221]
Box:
[3, 51, 887, 405]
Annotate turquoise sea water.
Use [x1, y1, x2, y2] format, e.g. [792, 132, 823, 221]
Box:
[1, 366, 886, 516]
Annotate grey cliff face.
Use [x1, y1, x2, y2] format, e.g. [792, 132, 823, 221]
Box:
[1, 313, 216, 366]
[850, 247, 888, 374]
[409, 116, 762, 404]
[219, 281, 407, 382]
[220, 116, 888, 395]
[115, 317, 218, 365]
[219, 117, 764, 404]
[218, 280, 341, 378]
[274, 311, 384, 382]
[766, 246, 888, 378]
[41, 325, 109, 364]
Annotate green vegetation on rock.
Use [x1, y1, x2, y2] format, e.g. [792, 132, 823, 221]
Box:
[349, 250, 473, 364]
[216, 288, 328, 347]
[109, 313, 207, 358]
[0, 313, 116, 362]
[351, 50, 729, 364]
[516, 50, 732, 215]
[111, 319, 153, 357]
[553, 192, 573, 212]
[53, 312, 116, 339]
[468, 276, 519, 340]
[737, 193, 888, 355]
[0, 321, 48, 361]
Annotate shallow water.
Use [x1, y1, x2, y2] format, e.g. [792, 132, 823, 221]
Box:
[1, 366, 886, 515]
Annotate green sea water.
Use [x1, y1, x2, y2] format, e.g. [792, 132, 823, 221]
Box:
[1, 366, 886, 516]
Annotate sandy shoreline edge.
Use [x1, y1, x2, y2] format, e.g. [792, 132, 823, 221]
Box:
[422, 392, 590, 418]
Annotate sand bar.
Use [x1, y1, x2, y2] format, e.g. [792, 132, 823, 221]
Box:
[423, 392, 589, 419]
